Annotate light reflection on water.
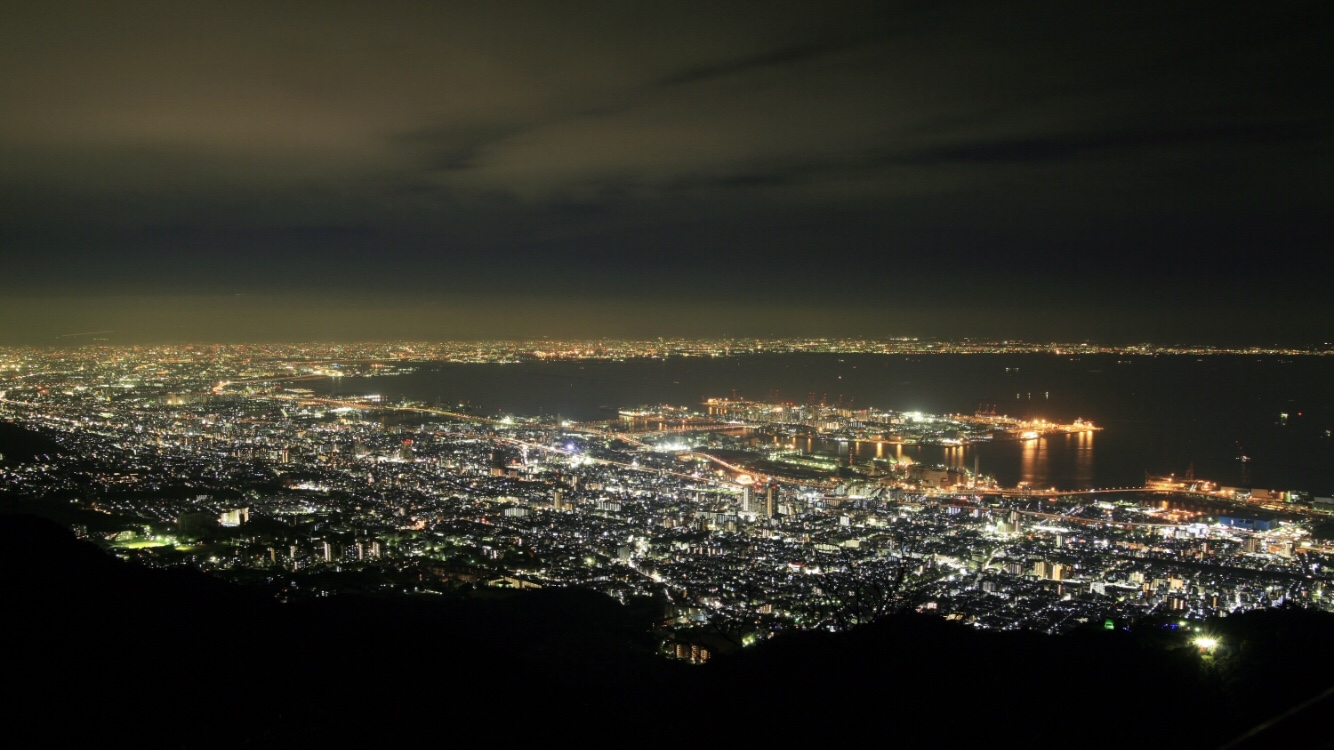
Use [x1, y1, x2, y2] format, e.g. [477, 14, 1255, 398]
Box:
[782, 431, 1099, 489]
[316, 353, 1334, 493]
[1020, 437, 1044, 486]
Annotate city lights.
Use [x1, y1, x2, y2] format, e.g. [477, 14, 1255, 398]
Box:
[1, 339, 1329, 646]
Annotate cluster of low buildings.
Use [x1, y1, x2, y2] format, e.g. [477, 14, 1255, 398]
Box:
[2, 345, 1330, 659]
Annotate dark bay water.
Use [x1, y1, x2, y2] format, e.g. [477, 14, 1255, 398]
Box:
[315, 354, 1334, 495]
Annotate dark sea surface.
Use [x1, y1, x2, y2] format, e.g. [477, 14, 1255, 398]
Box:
[314, 354, 1334, 495]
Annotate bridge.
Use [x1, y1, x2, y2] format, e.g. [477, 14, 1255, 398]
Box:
[989, 486, 1149, 498]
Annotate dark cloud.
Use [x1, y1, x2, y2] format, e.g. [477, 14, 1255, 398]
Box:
[0, 0, 1330, 343]
[900, 121, 1329, 167]
[654, 34, 880, 88]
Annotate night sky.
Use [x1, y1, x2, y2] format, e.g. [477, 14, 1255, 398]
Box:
[1, 1, 1329, 344]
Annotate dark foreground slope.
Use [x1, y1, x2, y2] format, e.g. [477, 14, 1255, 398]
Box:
[3, 513, 1333, 749]
[0, 421, 64, 465]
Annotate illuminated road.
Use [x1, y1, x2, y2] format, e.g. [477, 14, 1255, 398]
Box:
[990, 487, 1151, 497]
[282, 395, 839, 489]
[0, 386, 1288, 508]
[282, 395, 749, 488]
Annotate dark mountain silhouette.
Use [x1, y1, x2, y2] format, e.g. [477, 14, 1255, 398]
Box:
[0, 421, 64, 465]
[3, 512, 1332, 748]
